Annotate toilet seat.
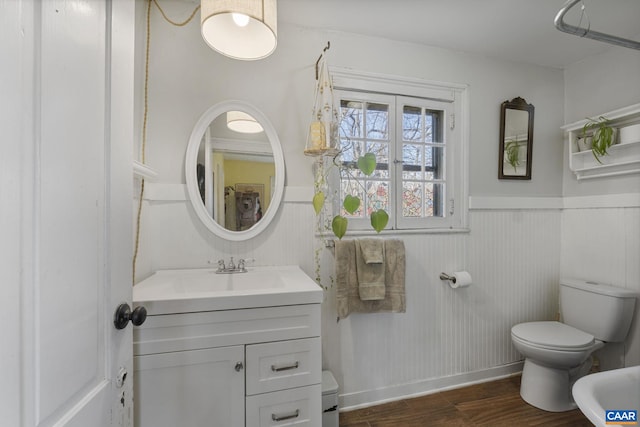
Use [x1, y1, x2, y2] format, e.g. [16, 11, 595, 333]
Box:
[511, 321, 596, 351]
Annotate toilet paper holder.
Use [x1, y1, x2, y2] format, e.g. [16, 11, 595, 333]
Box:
[439, 272, 457, 283]
[439, 271, 473, 289]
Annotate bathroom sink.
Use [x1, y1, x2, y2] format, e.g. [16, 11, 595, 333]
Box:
[572, 365, 640, 427]
[133, 265, 323, 314]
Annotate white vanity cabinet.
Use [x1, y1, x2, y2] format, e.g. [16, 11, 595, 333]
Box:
[132, 266, 324, 427]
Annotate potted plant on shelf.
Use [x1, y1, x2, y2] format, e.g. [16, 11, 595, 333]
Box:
[582, 116, 617, 163]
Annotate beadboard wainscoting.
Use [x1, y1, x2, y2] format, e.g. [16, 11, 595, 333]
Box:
[320, 206, 562, 410]
[137, 186, 638, 411]
[561, 198, 640, 368]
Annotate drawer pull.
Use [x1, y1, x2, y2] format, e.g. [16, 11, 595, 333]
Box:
[271, 409, 299, 422]
[271, 361, 299, 372]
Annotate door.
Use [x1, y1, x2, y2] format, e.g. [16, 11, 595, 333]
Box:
[0, 1, 135, 426]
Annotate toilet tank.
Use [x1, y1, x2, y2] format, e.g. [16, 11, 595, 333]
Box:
[560, 278, 638, 342]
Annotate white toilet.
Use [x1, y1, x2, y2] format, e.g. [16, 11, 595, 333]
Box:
[511, 278, 637, 412]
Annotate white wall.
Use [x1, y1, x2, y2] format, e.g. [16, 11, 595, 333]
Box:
[135, 2, 570, 408]
[564, 43, 640, 125]
[136, 3, 564, 196]
[562, 42, 640, 197]
[560, 43, 640, 369]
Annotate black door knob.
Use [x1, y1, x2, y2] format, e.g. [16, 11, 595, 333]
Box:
[114, 303, 147, 330]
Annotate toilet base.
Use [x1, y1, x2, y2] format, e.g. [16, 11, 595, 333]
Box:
[519, 359, 578, 412]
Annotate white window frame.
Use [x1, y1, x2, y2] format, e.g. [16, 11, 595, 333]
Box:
[331, 68, 469, 232]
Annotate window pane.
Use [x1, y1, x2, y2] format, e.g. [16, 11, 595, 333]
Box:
[366, 142, 389, 179]
[425, 109, 443, 143]
[400, 104, 446, 221]
[425, 183, 445, 217]
[340, 100, 363, 139]
[402, 181, 422, 217]
[366, 180, 389, 215]
[403, 106, 422, 141]
[424, 146, 444, 180]
[339, 97, 392, 225]
[402, 143, 423, 180]
[341, 179, 365, 218]
[339, 139, 364, 162]
[366, 103, 389, 140]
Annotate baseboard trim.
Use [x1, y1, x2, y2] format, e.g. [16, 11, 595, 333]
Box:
[339, 362, 524, 412]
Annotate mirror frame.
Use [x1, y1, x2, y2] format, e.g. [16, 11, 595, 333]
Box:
[498, 97, 534, 180]
[185, 100, 285, 241]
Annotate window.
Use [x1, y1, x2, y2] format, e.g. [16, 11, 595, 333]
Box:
[332, 69, 467, 231]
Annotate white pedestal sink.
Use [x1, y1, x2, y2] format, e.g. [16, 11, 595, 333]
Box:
[572, 365, 640, 427]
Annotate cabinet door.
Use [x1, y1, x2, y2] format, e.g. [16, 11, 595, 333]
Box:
[134, 346, 245, 427]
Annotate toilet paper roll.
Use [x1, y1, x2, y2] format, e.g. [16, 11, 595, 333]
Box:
[450, 271, 472, 289]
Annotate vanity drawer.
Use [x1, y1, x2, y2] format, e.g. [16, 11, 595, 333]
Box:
[246, 384, 321, 427]
[134, 304, 320, 355]
[246, 337, 321, 395]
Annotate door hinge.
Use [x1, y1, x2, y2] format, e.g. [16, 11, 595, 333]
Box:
[449, 198, 455, 215]
[450, 113, 455, 130]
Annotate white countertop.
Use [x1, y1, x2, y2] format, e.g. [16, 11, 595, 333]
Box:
[133, 265, 323, 315]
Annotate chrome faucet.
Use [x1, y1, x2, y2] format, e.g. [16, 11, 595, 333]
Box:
[215, 257, 248, 274]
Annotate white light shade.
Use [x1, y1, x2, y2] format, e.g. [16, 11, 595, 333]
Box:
[227, 111, 264, 133]
[201, 0, 277, 60]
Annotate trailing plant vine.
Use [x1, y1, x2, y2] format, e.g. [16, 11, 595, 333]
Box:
[313, 149, 389, 239]
[582, 116, 616, 163]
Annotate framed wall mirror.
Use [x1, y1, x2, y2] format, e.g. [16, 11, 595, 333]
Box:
[498, 97, 534, 180]
[185, 100, 285, 241]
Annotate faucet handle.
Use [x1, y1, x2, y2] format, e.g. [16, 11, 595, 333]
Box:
[237, 258, 254, 272]
[217, 259, 225, 270]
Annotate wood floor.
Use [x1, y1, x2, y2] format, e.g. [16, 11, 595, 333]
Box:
[338, 375, 592, 427]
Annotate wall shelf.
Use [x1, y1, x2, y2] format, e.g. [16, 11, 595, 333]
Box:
[562, 103, 640, 180]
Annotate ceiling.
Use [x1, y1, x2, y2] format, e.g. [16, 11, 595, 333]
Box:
[278, 0, 640, 69]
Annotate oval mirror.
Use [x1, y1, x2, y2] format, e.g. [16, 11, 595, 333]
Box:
[185, 101, 285, 241]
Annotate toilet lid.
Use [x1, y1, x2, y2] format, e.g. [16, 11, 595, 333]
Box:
[512, 321, 595, 350]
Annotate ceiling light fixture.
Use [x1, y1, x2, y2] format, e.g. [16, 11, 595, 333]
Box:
[201, 0, 277, 60]
[227, 111, 264, 133]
